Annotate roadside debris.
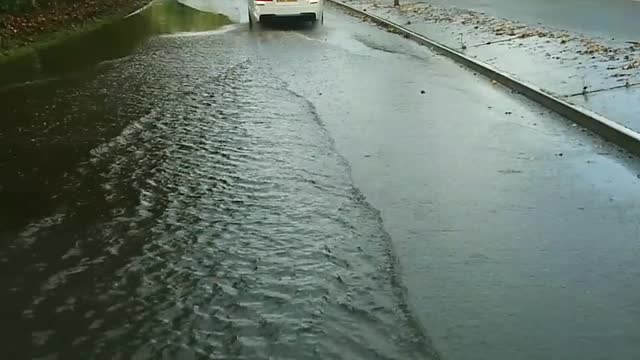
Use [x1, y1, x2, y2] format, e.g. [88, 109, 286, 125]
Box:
[579, 38, 623, 56]
[622, 59, 640, 70]
[361, 0, 640, 75]
[0, 0, 148, 53]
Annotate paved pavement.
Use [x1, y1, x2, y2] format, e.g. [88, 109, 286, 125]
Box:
[420, 0, 640, 40]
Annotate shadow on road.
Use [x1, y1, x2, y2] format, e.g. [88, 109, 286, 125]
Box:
[253, 17, 321, 32]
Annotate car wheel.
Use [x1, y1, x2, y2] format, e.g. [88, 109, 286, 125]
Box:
[312, 14, 322, 27]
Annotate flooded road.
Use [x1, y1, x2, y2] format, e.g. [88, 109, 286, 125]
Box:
[1, 2, 432, 359]
[2, 1, 640, 359]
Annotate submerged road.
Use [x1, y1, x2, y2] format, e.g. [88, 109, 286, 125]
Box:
[1, 1, 640, 359]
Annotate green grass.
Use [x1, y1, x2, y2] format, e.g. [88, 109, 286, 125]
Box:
[0, 0, 150, 66]
[0, 0, 232, 68]
[1, 17, 117, 64]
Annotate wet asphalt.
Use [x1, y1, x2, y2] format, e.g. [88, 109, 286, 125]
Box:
[2, 1, 640, 359]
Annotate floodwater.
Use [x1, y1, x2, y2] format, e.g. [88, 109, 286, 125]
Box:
[0, 0, 230, 86]
[0, 1, 432, 359]
[2, 0, 640, 359]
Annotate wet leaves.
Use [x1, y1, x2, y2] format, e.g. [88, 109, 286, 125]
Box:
[363, 0, 640, 75]
[578, 38, 623, 56]
[622, 58, 640, 70]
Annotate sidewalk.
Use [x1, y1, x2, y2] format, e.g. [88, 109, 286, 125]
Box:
[340, 0, 640, 133]
[414, 0, 640, 40]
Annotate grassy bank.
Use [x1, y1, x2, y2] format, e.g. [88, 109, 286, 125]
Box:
[0, 0, 150, 62]
[0, 0, 230, 86]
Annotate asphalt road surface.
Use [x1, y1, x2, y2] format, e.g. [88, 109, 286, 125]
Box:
[1, 1, 640, 359]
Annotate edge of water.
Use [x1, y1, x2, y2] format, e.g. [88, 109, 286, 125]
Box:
[0, 1, 156, 66]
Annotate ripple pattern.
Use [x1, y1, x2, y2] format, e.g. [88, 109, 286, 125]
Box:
[2, 30, 434, 360]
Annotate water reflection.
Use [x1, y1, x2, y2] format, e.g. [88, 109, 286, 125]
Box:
[0, 0, 230, 86]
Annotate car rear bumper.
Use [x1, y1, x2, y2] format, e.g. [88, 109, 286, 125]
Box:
[253, 2, 323, 21]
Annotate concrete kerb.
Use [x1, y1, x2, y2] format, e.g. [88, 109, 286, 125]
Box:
[125, 0, 157, 18]
[328, 0, 640, 157]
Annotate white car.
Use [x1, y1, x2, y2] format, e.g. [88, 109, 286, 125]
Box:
[248, 0, 324, 27]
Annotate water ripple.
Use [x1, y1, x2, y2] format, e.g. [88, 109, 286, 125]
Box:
[2, 29, 434, 359]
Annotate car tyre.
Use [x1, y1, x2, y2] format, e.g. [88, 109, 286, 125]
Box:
[312, 14, 322, 27]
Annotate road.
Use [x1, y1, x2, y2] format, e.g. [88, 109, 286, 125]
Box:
[1, 0, 640, 359]
[420, 0, 640, 40]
